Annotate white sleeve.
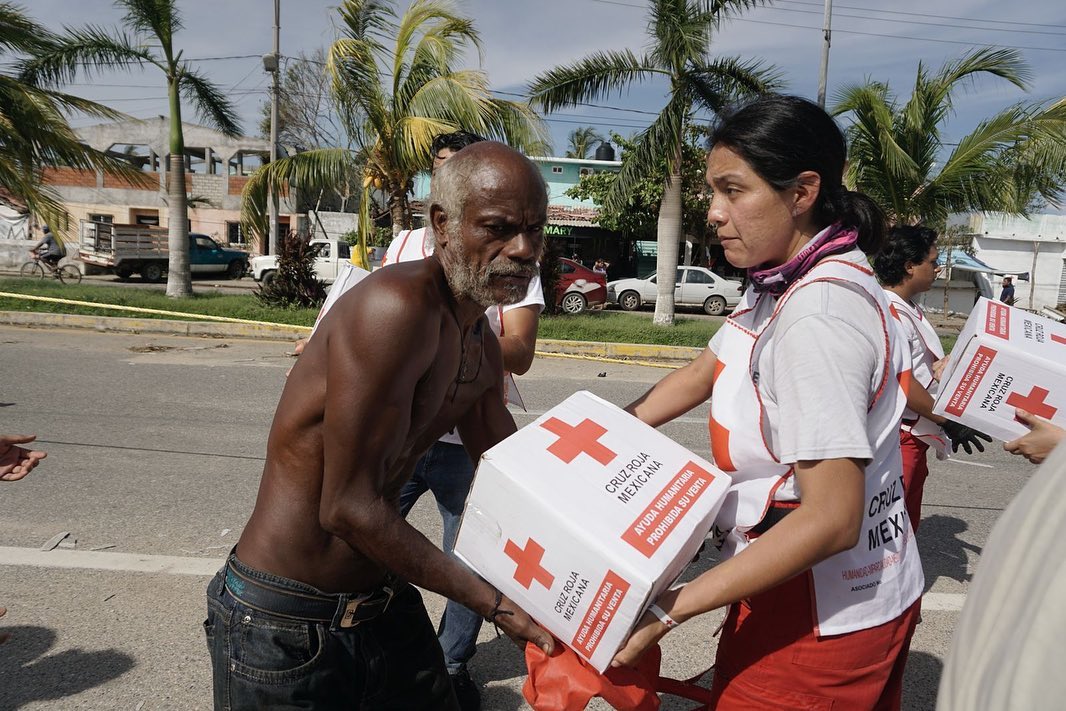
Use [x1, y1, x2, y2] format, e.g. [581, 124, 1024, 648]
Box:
[769, 290, 883, 464]
[502, 270, 546, 313]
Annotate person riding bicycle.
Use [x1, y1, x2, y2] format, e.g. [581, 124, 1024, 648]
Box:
[29, 225, 65, 270]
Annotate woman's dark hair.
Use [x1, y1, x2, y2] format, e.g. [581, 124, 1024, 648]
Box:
[872, 225, 939, 286]
[710, 95, 886, 255]
[431, 130, 485, 156]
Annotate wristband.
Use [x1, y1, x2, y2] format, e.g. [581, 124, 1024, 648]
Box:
[649, 603, 679, 629]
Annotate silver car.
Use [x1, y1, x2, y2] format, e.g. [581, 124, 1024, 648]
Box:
[608, 266, 744, 316]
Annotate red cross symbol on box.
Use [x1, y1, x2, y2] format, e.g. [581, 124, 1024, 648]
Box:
[1006, 386, 1058, 420]
[540, 417, 617, 465]
[504, 537, 555, 590]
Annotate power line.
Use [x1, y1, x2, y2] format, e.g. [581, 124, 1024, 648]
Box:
[777, 0, 1066, 30]
[764, 3, 1066, 37]
[584, 0, 1066, 52]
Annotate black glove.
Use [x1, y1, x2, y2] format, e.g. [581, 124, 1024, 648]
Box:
[941, 420, 992, 455]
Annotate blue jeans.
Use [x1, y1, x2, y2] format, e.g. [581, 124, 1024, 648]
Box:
[204, 555, 458, 710]
[397, 441, 482, 673]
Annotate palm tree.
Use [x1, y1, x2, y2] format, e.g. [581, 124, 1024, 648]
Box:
[566, 126, 604, 159]
[0, 2, 146, 233]
[529, 0, 781, 325]
[242, 0, 548, 269]
[23, 0, 242, 298]
[832, 48, 1066, 227]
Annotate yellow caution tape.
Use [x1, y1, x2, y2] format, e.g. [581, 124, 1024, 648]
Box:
[0, 291, 311, 331]
[0, 292, 681, 367]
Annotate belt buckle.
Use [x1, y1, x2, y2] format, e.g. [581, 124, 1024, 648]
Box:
[339, 598, 362, 628]
[338, 584, 396, 628]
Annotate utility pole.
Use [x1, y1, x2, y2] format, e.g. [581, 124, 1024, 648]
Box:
[265, 0, 281, 255]
[816, 0, 834, 108]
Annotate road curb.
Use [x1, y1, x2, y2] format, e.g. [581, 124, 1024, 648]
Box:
[0, 310, 309, 341]
[0, 310, 703, 363]
[535, 339, 701, 363]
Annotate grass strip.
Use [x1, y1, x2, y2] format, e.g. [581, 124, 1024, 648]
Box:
[0, 278, 318, 326]
[0, 277, 956, 352]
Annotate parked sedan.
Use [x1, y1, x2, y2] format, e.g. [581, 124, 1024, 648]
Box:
[608, 266, 744, 315]
[555, 257, 607, 314]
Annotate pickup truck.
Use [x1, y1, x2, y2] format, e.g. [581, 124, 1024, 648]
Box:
[78, 221, 250, 283]
[250, 238, 352, 286]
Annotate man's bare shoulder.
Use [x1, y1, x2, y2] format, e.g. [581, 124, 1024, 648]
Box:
[316, 259, 448, 358]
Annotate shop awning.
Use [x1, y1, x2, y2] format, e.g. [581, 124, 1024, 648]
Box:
[938, 249, 1029, 280]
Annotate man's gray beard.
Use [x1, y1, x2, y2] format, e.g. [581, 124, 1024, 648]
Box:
[443, 233, 537, 308]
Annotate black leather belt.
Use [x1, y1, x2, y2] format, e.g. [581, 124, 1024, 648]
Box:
[223, 563, 397, 629]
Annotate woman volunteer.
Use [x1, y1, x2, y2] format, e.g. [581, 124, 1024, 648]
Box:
[612, 96, 923, 709]
[874, 226, 989, 529]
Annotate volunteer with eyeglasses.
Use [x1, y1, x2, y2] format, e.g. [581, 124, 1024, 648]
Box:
[873, 225, 990, 529]
[612, 95, 923, 709]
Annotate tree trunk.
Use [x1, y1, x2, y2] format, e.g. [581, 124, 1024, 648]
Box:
[165, 78, 192, 298]
[389, 188, 410, 238]
[652, 147, 683, 326]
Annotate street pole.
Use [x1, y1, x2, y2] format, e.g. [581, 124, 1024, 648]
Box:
[267, 0, 280, 255]
[816, 0, 834, 108]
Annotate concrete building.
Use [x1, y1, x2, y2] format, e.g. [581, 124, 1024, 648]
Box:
[947, 212, 1066, 311]
[43, 117, 299, 251]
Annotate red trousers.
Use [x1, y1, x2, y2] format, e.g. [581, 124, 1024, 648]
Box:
[899, 431, 930, 532]
[707, 572, 920, 710]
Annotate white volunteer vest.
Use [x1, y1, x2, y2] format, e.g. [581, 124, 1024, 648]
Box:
[885, 291, 949, 458]
[709, 255, 924, 636]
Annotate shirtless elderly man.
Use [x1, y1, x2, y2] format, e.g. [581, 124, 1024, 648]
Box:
[205, 142, 554, 710]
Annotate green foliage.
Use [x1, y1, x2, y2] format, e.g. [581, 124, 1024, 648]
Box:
[0, 3, 149, 229]
[243, 0, 550, 263]
[255, 233, 327, 309]
[370, 226, 393, 247]
[566, 126, 604, 159]
[538, 312, 720, 348]
[566, 128, 711, 239]
[0, 278, 318, 325]
[528, 0, 781, 325]
[832, 48, 1066, 227]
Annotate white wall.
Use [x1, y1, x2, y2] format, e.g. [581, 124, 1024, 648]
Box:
[0, 238, 83, 271]
[950, 212, 1066, 310]
[973, 237, 1066, 310]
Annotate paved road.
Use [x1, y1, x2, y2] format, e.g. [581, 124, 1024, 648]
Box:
[0, 325, 1030, 710]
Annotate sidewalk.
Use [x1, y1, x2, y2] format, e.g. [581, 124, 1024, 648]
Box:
[0, 310, 702, 365]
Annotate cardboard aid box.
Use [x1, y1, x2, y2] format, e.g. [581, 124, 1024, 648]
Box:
[454, 391, 732, 672]
[933, 297, 1066, 442]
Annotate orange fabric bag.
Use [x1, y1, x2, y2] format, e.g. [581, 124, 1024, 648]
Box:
[523, 641, 662, 711]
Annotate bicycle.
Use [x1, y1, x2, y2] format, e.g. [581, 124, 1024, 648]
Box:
[20, 254, 82, 284]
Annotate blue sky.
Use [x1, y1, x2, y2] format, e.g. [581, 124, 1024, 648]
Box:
[27, 0, 1066, 183]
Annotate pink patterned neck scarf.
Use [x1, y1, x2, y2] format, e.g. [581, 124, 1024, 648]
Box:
[748, 223, 858, 296]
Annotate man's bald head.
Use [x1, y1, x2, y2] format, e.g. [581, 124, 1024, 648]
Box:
[428, 142, 547, 226]
[429, 142, 547, 307]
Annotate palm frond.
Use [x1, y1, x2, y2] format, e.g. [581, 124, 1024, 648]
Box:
[393, 0, 479, 96]
[116, 0, 181, 48]
[18, 25, 160, 87]
[685, 55, 784, 111]
[178, 66, 241, 137]
[833, 82, 920, 219]
[528, 50, 663, 113]
[930, 102, 1066, 218]
[0, 1, 57, 55]
[604, 92, 688, 214]
[241, 148, 361, 237]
